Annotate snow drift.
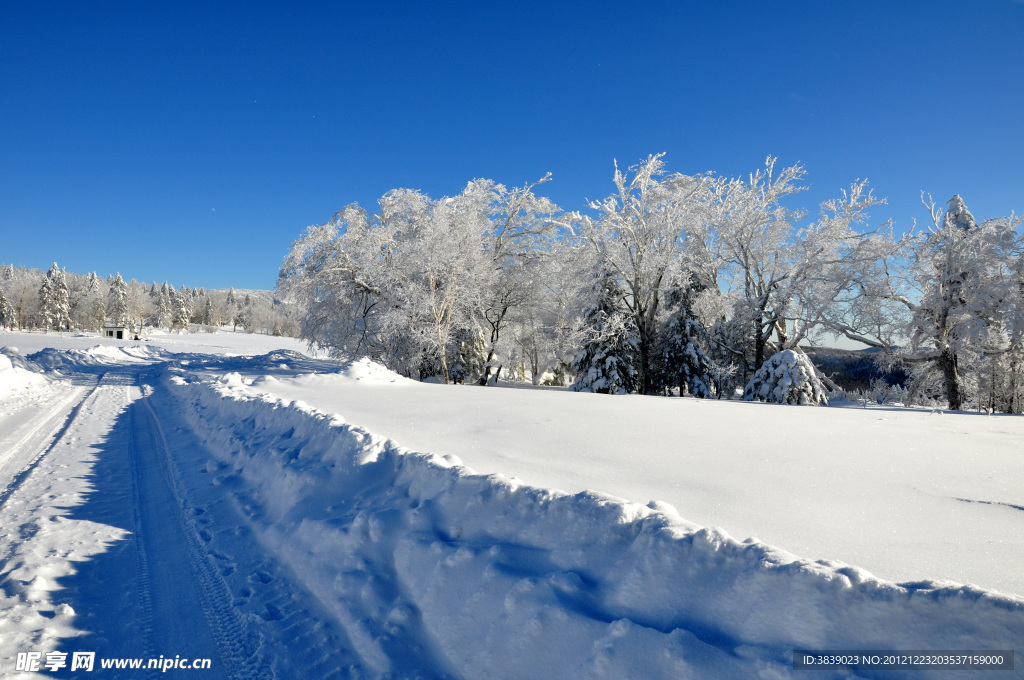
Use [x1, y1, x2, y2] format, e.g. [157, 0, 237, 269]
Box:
[168, 366, 1023, 679]
[29, 344, 171, 372]
[0, 347, 51, 401]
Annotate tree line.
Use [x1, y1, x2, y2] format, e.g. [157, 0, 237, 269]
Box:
[278, 154, 1023, 411]
[0, 264, 300, 337]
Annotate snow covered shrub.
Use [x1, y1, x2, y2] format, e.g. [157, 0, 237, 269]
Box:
[867, 378, 908, 405]
[743, 350, 828, 405]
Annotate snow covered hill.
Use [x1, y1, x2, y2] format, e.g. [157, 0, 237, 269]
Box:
[0, 330, 1021, 679]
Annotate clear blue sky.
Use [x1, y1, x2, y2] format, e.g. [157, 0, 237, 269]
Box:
[2, 1, 1022, 290]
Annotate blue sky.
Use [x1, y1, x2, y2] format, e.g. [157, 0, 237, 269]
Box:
[2, 1, 1022, 290]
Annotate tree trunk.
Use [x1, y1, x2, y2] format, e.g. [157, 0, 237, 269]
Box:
[754, 331, 766, 370]
[478, 348, 497, 385]
[938, 348, 963, 410]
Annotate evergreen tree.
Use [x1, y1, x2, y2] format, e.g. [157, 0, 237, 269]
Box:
[203, 297, 215, 325]
[569, 269, 639, 394]
[0, 286, 16, 329]
[39, 263, 71, 331]
[656, 288, 714, 398]
[107, 273, 129, 325]
[743, 349, 829, 405]
[450, 327, 487, 384]
[172, 287, 192, 330]
[157, 282, 173, 329]
[85, 272, 104, 330]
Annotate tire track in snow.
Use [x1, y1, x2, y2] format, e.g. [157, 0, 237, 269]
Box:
[131, 383, 273, 680]
[125, 385, 158, 677]
[144, 380, 363, 679]
[0, 384, 91, 511]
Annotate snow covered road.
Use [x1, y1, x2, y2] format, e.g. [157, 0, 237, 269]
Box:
[0, 337, 1022, 679]
[0, 361, 356, 678]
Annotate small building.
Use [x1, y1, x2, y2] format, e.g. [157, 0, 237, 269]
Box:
[102, 323, 128, 340]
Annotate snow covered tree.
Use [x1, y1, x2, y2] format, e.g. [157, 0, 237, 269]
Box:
[574, 154, 713, 393]
[711, 159, 890, 374]
[203, 296, 216, 325]
[0, 286, 16, 329]
[831, 194, 1023, 410]
[475, 175, 562, 385]
[172, 287, 192, 330]
[82, 272, 106, 330]
[450, 327, 487, 384]
[743, 349, 829, 405]
[157, 282, 173, 329]
[39, 263, 71, 331]
[281, 182, 503, 382]
[106, 273, 129, 326]
[570, 269, 640, 394]
[655, 286, 714, 397]
[126, 279, 150, 333]
[903, 196, 1022, 409]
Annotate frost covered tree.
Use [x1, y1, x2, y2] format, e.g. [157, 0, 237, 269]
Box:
[0, 286, 16, 329]
[203, 296, 216, 326]
[172, 287, 192, 330]
[106, 273, 129, 326]
[0, 265, 40, 330]
[39, 263, 71, 331]
[573, 154, 712, 393]
[281, 181, 518, 383]
[711, 159, 890, 373]
[81, 272, 106, 330]
[569, 269, 640, 394]
[377, 185, 494, 382]
[831, 194, 1023, 410]
[157, 282, 173, 329]
[743, 349, 828, 405]
[475, 175, 562, 384]
[126, 279, 150, 333]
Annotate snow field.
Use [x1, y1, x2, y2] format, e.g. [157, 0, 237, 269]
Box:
[245, 370, 1024, 595]
[170, 372, 1024, 679]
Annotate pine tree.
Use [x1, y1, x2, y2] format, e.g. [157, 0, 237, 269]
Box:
[85, 272, 104, 330]
[157, 282, 173, 329]
[656, 288, 715, 398]
[172, 287, 192, 330]
[0, 286, 16, 329]
[39, 263, 71, 331]
[569, 269, 639, 394]
[450, 327, 487, 384]
[107, 273, 129, 326]
[203, 297, 215, 325]
[743, 349, 829, 405]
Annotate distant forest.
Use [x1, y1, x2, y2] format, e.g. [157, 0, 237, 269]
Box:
[0, 262, 299, 337]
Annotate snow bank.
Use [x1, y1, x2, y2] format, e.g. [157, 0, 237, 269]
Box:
[337, 356, 411, 383]
[29, 344, 170, 371]
[0, 347, 51, 400]
[169, 372, 1023, 679]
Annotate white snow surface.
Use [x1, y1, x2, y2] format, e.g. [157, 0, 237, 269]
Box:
[252, 370, 1024, 596]
[0, 348, 51, 402]
[0, 329, 1021, 679]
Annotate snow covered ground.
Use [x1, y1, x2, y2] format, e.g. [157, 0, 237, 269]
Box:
[0, 328, 1021, 679]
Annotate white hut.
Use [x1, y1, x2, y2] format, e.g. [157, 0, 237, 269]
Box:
[101, 323, 128, 340]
